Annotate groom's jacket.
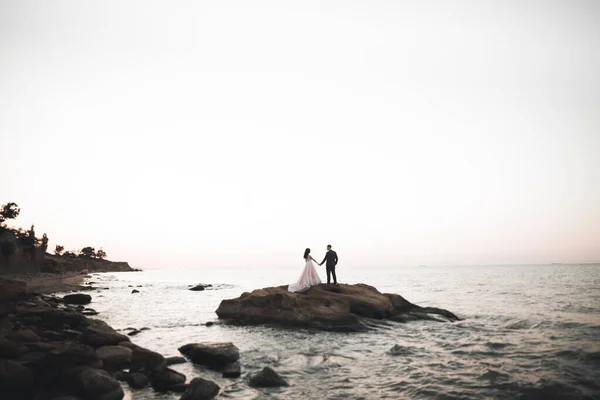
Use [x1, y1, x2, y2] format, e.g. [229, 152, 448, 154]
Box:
[321, 250, 338, 267]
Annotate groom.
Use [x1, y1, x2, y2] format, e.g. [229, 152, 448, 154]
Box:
[319, 244, 338, 285]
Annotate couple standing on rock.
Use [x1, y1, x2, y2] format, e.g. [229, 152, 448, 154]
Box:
[288, 245, 338, 293]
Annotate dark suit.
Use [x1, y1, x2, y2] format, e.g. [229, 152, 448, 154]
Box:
[320, 250, 338, 284]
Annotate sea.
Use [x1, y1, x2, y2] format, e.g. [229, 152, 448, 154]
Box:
[75, 264, 600, 399]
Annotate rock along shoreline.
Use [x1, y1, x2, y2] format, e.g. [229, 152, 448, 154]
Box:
[0, 275, 232, 400]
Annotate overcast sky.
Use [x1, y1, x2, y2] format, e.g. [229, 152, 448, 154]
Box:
[1, 0, 598, 269]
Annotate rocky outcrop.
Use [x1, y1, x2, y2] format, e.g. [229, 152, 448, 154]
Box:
[216, 283, 459, 332]
[0, 277, 27, 304]
[43, 254, 136, 274]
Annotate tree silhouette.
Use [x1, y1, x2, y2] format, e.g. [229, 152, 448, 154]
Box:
[55, 245, 64, 256]
[96, 248, 107, 260]
[79, 246, 96, 259]
[0, 202, 20, 224]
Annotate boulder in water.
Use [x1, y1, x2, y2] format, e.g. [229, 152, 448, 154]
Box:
[248, 367, 288, 388]
[181, 377, 220, 400]
[178, 342, 239, 369]
[150, 367, 186, 392]
[222, 361, 241, 378]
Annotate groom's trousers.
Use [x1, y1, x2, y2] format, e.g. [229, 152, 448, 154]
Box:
[326, 265, 337, 284]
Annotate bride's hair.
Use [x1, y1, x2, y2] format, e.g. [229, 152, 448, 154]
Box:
[303, 248, 310, 259]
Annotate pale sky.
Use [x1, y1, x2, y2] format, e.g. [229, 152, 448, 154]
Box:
[1, 0, 599, 269]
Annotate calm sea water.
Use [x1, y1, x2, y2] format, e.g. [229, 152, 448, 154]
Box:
[81, 264, 600, 399]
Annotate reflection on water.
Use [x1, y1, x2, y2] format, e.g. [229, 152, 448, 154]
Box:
[83, 264, 600, 399]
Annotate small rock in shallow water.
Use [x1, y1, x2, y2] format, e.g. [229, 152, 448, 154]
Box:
[181, 377, 220, 400]
[179, 342, 240, 369]
[131, 290, 139, 294]
[222, 362, 241, 378]
[128, 329, 141, 336]
[248, 366, 288, 387]
[205, 322, 214, 327]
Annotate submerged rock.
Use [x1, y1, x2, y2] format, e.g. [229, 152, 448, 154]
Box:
[248, 367, 288, 388]
[216, 283, 459, 332]
[189, 284, 211, 291]
[181, 377, 220, 400]
[178, 342, 240, 369]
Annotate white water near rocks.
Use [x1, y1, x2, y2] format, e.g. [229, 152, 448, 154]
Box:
[80, 264, 600, 399]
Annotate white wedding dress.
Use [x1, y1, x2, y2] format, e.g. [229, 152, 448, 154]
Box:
[288, 257, 322, 293]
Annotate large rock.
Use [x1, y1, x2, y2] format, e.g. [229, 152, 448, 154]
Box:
[216, 283, 459, 331]
[63, 294, 92, 305]
[150, 367, 186, 392]
[248, 367, 288, 388]
[75, 367, 124, 400]
[181, 377, 220, 400]
[129, 346, 166, 377]
[0, 277, 27, 304]
[96, 345, 132, 370]
[80, 319, 129, 347]
[0, 359, 34, 399]
[178, 342, 239, 369]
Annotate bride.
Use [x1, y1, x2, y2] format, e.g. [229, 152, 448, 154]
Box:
[288, 248, 322, 293]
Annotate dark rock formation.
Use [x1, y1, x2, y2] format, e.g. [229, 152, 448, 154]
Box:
[248, 367, 288, 388]
[131, 290, 139, 294]
[181, 377, 220, 400]
[179, 342, 240, 369]
[63, 294, 92, 305]
[216, 283, 459, 332]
